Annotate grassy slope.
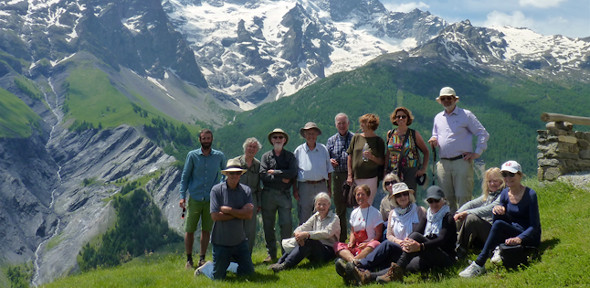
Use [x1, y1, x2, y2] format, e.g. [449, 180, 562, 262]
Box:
[42, 180, 590, 288]
[0, 87, 41, 138]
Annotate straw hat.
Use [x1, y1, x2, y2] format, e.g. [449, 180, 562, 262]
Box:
[267, 128, 289, 145]
[221, 158, 247, 176]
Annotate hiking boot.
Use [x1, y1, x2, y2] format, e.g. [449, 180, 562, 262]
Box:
[352, 266, 371, 285]
[459, 261, 486, 278]
[491, 246, 502, 265]
[376, 262, 404, 283]
[185, 260, 194, 270]
[263, 254, 276, 264]
[335, 258, 347, 277]
[335, 258, 356, 285]
[269, 263, 287, 272]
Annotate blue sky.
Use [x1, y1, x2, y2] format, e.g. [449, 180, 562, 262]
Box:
[381, 0, 590, 38]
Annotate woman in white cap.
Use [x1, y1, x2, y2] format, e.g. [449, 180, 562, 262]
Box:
[336, 181, 426, 285]
[351, 185, 456, 284]
[268, 192, 340, 272]
[459, 160, 541, 278]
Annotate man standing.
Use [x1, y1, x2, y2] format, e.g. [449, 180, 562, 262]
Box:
[179, 129, 226, 269]
[231, 137, 262, 255]
[260, 128, 298, 263]
[293, 122, 333, 224]
[209, 159, 255, 280]
[428, 87, 489, 212]
[326, 113, 353, 242]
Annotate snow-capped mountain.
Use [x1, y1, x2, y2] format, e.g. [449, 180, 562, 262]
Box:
[163, 0, 446, 106]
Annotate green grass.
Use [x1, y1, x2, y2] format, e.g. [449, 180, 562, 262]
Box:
[41, 180, 589, 287]
[0, 87, 41, 138]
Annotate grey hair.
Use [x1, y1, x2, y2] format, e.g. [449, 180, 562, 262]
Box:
[334, 112, 349, 124]
[314, 192, 332, 206]
[242, 137, 262, 152]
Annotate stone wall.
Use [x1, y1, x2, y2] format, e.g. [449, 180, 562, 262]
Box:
[537, 121, 590, 181]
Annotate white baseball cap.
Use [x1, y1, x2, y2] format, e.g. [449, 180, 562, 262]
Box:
[501, 160, 522, 174]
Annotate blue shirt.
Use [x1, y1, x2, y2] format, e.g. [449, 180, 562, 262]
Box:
[431, 106, 489, 158]
[179, 148, 226, 201]
[497, 187, 541, 245]
[294, 142, 334, 181]
[326, 131, 353, 173]
[210, 182, 252, 246]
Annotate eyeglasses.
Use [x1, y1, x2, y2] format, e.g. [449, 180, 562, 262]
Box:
[395, 115, 407, 119]
[427, 198, 440, 204]
[272, 135, 284, 139]
[394, 191, 409, 198]
[384, 180, 398, 186]
[439, 96, 455, 101]
[501, 171, 516, 178]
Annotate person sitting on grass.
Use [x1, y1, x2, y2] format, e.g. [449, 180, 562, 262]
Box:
[454, 167, 504, 258]
[337, 182, 426, 284]
[459, 160, 541, 278]
[334, 185, 383, 281]
[269, 192, 340, 272]
[350, 185, 456, 285]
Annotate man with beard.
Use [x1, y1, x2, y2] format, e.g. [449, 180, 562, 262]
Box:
[179, 129, 226, 269]
[260, 128, 298, 263]
[428, 87, 489, 212]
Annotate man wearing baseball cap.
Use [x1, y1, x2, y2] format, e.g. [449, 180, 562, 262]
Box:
[428, 87, 489, 212]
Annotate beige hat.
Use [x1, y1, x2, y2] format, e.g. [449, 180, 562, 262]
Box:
[388, 182, 415, 199]
[267, 128, 289, 145]
[221, 158, 247, 176]
[436, 86, 460, 101]
[299, 122, 322, 137]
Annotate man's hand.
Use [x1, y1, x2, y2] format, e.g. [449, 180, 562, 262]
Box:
[330, 158, 339, 168]
[462, 152, 480, 161]
[179, 198, 186, 209]
[454, 211, 468, 221]
[428, 137, 438, 148]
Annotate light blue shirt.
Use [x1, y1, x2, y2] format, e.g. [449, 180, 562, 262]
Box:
[294, 142, 334, 182]
[432, 106, 489, 158]
[179, 148, 226, 201]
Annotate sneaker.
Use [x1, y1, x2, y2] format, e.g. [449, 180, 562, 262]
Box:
[352, 266, 372, 285]
[376, 262, 404, 283]
[459, 262, 486, 278]
[491, 246, 502, 265]
[269, 263, 287, 272]
[185, 260, 194, 270]
[263, 255, 276, 264]
[194, 261, 212, 276]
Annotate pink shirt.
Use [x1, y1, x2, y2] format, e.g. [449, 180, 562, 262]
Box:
[432, 106, 489, 158]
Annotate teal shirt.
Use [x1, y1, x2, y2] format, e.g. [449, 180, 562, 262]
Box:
[179, 148, 226, 201]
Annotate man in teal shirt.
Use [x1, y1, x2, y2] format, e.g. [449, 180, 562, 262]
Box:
[179, 129, 226, 269]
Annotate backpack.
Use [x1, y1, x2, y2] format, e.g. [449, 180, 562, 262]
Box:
[499, 244, 539, 269]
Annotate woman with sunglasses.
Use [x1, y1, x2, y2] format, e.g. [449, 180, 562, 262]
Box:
[349, 185, 456, 284]
[337, 181, 426, 285]
[459, 160, 541, 278]
[454, 167, 505, 258]
[379, 173, 402, 222]
[385, 107, 429, 190]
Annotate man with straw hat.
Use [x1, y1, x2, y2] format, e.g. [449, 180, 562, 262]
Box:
[260, 128, 298, 263]
[207, 158, 255, 279]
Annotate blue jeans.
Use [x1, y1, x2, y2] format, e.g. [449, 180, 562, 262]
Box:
[278, 239, 334, 268]
[475, 219, 529, 266]
[212, 240, 254, 280]
[359, 240, 403, 271]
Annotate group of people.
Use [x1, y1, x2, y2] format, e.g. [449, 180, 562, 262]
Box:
[177, 87, 542, 282]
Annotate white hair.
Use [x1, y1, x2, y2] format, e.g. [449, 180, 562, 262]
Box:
[242, 137, 262, 152]
[314, 192, 331, 205]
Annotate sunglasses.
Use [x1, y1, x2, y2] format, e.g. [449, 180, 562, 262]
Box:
[439, 96, 455, 101]
[272, 135, 284, 139]
[384, 180, 398, 186]
[394, 191, 409, 198]
[395, 115, 407, 119]
[427, 198, 440, 204]
[181, 208, 186, 219]
[501, 171, 517, 178]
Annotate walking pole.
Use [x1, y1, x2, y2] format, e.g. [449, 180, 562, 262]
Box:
[431, 145, 437, 186]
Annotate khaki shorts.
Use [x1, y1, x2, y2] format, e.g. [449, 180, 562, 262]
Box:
[184, 198, 213, 233]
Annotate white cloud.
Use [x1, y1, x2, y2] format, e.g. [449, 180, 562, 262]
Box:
[384, 1, 430, 13]
[484, 10, 535, 29]
[518, 0, 566, 9]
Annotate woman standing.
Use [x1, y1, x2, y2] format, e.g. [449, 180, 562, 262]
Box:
[269, 192, 340, 272]
[385, 107, 429, 190]
[347, 113, 386, 205]
[334, 185, 383, 266]
[459, 160, 541, 277]
[454, 167, 504, 258]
